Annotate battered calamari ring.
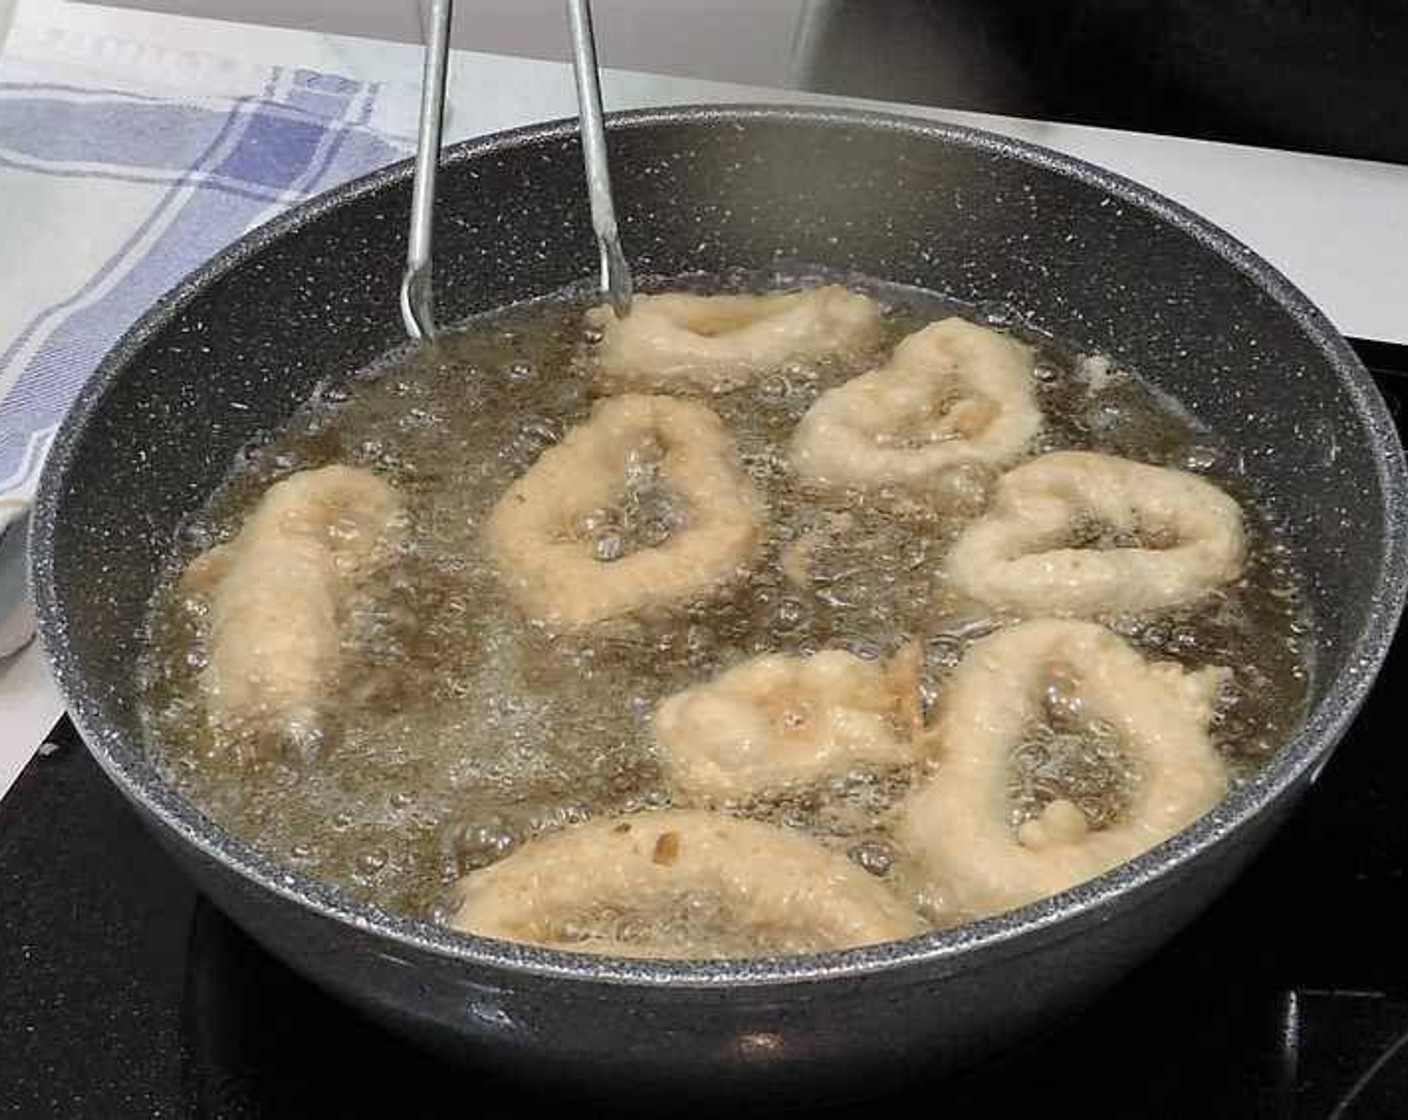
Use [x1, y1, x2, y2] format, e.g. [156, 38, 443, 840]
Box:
[946, 451, 1246, 617]
[655, 648, 919, 801]
[181, 465, 403, 741]
[484, 394, 764, 630]
[789, 318, 1041, 491]
[449, 809, 925, 957]
[586, 286, 883, 392]
[899, 619, 1229, 919]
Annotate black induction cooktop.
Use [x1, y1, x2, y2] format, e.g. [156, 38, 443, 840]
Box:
[3, 346, 1406, 1120]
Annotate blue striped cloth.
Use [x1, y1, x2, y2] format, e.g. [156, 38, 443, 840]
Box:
[0, 48, 411, 507]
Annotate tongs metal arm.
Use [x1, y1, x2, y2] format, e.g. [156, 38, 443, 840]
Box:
[400, 0, 454, 341]
[401, 0, 631, 340]
[567, 0, 633, 318]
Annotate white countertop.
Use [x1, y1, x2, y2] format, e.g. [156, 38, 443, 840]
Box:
[2, 0, 1405, 792]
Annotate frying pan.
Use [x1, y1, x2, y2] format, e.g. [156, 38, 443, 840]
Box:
[29, 106, 1408, 1098]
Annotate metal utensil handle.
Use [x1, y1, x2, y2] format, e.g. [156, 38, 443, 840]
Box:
[401, 0, 454, 341]
[567, 0, 633, 318]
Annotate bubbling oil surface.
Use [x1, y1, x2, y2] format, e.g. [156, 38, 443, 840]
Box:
[141, 273, 1312, 937]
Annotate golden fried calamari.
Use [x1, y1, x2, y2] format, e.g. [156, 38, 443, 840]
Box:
[485, 394, 764, 630]
[947, 451, 1246, 617]
[900, 619, 1229, 920]
[790, 318, 1041, 493]
[655, 648, 919, 801]
[181, 465, 402, 743]
[587, 286, 882, 392]
[449, 809, 925, 957]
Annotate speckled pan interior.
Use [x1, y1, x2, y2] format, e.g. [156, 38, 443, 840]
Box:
[31, 106, 1408, 990]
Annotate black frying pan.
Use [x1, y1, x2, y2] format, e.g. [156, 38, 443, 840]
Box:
[29, 106, 1408, 1098]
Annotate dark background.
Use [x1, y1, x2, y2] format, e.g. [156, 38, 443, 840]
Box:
[803, 1, 1408, 165]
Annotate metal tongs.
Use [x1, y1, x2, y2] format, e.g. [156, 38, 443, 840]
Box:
[399, 0, 633, 342]
[566, 0, 633, 319]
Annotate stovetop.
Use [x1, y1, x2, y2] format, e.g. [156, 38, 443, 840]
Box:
[3, 346, 1406, 1120]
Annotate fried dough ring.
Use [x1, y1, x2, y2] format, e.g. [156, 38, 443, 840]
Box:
[789, 318, 1041, 491]
[181, 465, 402, 740]
[484, 394, 763, 630]
[899, 619, 1229, 920]
[587, 286, 883, 392]
[449, 809, 925, 957]
[947, 451, 1246, 617]
[655, 648, 918, 801]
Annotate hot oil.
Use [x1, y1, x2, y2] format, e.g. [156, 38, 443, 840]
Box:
[140, 272, 1312, 941]
[1008, 671, 1137, 833]
[547, 891, 843, 958]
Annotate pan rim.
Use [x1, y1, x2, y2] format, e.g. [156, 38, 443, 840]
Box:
[31, 102, 1408, 990]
